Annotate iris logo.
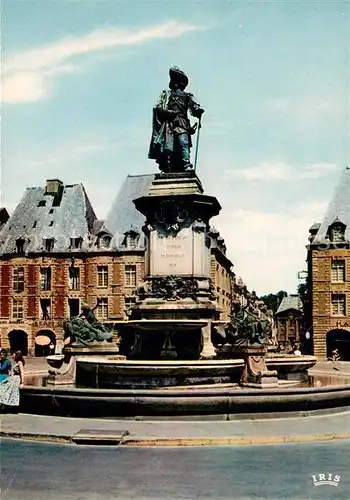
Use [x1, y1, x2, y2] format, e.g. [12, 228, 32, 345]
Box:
[312, 473, 341, 487]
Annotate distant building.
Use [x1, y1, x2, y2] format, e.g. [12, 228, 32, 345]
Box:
[275, 295, 303, 349]
[306, 167, 350, 360]
[0, 176, 238, 356]
[208, 227, 234, 321]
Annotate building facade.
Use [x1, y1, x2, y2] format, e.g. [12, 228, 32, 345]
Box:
[0, 176, 238, 355]
[275, 295, 303, 349]
[306, 167, 350, 360]
[209, 228, 235, 322]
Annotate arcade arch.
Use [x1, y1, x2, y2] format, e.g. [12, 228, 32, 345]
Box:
[326, 329, 350, 361]
[8, 330, 28, 355]
[35, 329, 56, 357]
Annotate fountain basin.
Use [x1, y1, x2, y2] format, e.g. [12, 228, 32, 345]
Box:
[21, 353, 348, 418]
[19, 383, 350, 417]
[76, 358, 245, 388]
[46, 355, 65, 369]
[266, 355, 317, 381]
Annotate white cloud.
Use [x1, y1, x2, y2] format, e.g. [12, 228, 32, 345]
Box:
[267, 96, 347, 135]
[2, 72, 49, 103]
[2, 21, 203, 104]
[230, 161, 337, 181]
[215, 200, 327, 294]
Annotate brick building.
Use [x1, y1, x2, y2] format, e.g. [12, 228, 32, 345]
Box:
[0, 175, 236, 356]
[306, 167, 350, 360]
[0, 178, 145, 355]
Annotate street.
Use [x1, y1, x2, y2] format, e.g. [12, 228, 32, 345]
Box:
[1, 438, 349, 499]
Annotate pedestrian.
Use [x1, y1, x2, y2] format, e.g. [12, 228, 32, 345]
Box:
[0, 349, 12, 382]
[332, 348, 341, 362]
[0, 350, 25, 412]
[293, 343, 301, 356]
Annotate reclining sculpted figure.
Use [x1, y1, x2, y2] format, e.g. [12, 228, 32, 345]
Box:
[63, 302, 113, 346]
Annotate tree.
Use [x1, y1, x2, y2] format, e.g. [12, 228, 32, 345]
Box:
[259, 290, 288, 314]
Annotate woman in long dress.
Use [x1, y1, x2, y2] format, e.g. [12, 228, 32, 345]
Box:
[0, 349, 12, 382]
[0, 350, 25, 411]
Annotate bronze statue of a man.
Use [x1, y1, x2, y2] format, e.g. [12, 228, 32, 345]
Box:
[148, 67, 204, 173]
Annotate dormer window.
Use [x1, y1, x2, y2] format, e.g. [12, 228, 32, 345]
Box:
[122, 229, 140, 249]
[96, 231, 112, 249]
[15, 238, 25, 254]
[70, 237, 83, 250]
[100, 235, 112, 248]
[327, 218, 346, 243]
[43, 238, 55, 252]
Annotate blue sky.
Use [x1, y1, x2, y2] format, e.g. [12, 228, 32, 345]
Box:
[2, 0, 349, 294]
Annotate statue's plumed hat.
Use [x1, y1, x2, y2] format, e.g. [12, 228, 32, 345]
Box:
[169, 66, 189, 87]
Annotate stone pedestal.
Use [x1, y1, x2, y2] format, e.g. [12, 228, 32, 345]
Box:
[129, 172, 221, 360]
[233, 345, 279, 388]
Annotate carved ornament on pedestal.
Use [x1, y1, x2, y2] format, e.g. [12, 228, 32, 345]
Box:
[152, 276, 198, 301]
[153, 200, 189, 234]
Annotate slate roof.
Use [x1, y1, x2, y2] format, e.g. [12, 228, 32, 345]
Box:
[97, 174, 154, 249]
[276, 295, 303, 315]
[0, 173, 232, 258]
[313, 167, 350, 243]
[0, 183, 97, 255]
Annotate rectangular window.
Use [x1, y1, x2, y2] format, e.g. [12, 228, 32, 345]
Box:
[68, 298, 80, 317]
[69, 267, 80, 290]
[13, 267, 25, 292]
[96, 298, 108, 319]
[40, 267, 51, 291]
[331, 294, 346, 316]
[12, 298, 24, 320]
[331, 260, 345, 282]
[125, 296, 136, 310]
[125, 265, 137, 287]
[40, 298, 51, 319]
[97, 266, 108, 287]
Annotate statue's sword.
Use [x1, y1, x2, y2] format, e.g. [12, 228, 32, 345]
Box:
[193, 115, 202, 172]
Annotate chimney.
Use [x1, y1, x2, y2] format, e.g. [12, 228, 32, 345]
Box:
[46, 179, 63, 195]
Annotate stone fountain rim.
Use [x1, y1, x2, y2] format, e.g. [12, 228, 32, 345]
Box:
[75, 357, 245, 366]
[22, 383, 350, 396]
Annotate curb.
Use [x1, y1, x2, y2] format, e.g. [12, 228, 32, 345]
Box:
[0, 431, 71, 444]
[122, 433, 350, 446]
[1, 430, 350, 447]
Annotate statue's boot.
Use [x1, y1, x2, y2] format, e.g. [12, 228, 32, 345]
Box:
[97, 331, 113, 341]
